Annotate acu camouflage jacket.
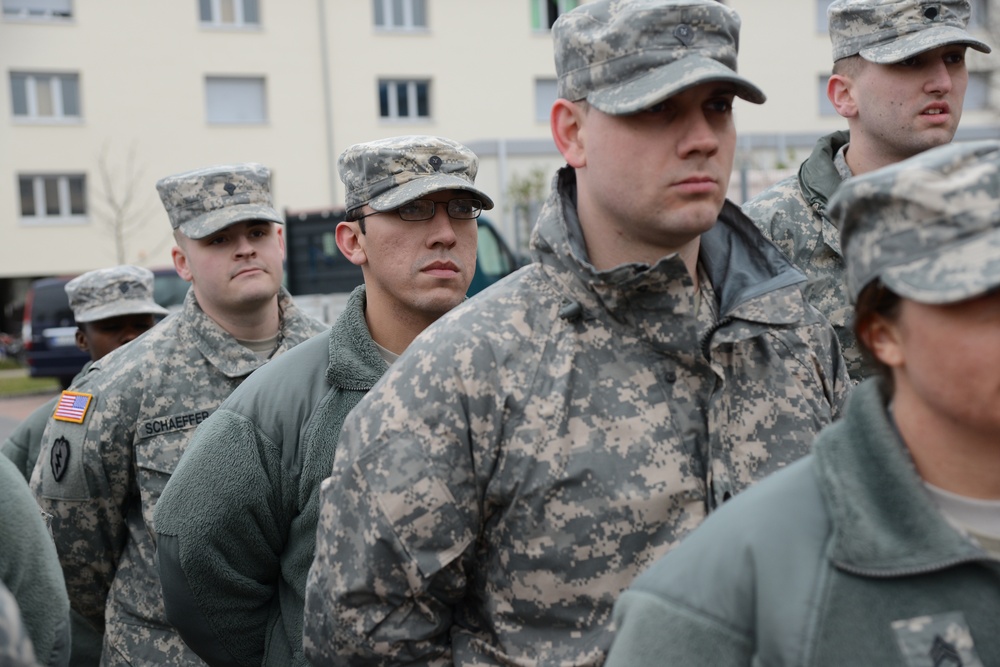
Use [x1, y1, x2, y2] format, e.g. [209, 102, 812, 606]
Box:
[31, 288, 325, 667]
[303, 167, 850, 667]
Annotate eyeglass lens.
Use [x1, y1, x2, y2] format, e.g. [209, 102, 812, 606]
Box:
[397, 198, 482, 221]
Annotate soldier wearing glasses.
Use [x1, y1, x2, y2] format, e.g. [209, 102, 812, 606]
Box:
[153, 135, 491, 667]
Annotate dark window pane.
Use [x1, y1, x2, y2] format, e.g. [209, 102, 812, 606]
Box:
[19, 177, 35, 216]
[61, 74, 79, 116]
[546, 0, 558, 27]
[11, 73, 28, 116]
[416, 82, 429, 117]
[44, 177, 60, 216]
[243, 0, 258, 24]
[391, 0, 403, 26]
[373, 0, 384, 26]
[412, 0, 425, 27]
[379, 81, 389, 116]
[69, 176, 85, 215]
[396, 82, 409, 116]
[199, 0, 212, 21]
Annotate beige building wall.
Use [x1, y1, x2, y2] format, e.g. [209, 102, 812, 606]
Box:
[1, 0, 997, 287]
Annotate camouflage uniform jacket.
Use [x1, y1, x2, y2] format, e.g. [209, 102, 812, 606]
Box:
[607, 379, 1000, 667]
[303, 167, 850, 667]
[0, 455, 70, 667]
[3, 363, 91, 481]
[31, 288, 325, 667]
[153, 286, 386, 667]
[742, 130, 866, 381]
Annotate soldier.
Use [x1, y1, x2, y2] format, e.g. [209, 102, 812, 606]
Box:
[152, 136, 491, 667]
[742, 0, 991, 381]
[0, 581, 42, 667]
[607, 139, 1000, 667]
[303, 1, 849, 665]
[1, 453, 69, 667]
[3, 265, 168, 481]
[31, 163, 326, 666]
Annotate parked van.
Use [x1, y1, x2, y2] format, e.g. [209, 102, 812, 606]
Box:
[22, 268, 188, 388]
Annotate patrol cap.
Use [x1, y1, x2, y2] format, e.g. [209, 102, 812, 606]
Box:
[831, 139, 1000, 305]
[155, 163, 283, 240]
[65, 265, 169, 324]
[553, 0, 765, 115]
[829, 0, 991, 63]
[339, 135, 494, 213]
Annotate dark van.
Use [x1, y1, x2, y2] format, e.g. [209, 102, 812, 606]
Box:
[22, 268, 188, 388]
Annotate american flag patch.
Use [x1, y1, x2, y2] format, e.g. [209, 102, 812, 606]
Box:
[53, 391, 93, 424]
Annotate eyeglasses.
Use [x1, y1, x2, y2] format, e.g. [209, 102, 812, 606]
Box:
[356, 198, 483, 223]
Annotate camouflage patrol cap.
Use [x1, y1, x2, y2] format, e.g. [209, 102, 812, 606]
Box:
[832, 139, 1000, 304]
[339, 135, 494, 213]
[65, 265, 169, 324]
[553, 0, 765, 115]
[155, 163, 283, 240]
[829, 0, 991, 63]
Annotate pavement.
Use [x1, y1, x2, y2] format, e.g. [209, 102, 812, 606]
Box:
[0, 367, 60, 442]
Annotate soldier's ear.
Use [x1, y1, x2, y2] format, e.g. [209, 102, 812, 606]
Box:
[75, 328, 90, 353]
[335, 221, 368, 267]
[827, 74, 858, 119]
[859, 313, 904, 368]
[551, 98, 587, 168]
[172, 245, 194, 282]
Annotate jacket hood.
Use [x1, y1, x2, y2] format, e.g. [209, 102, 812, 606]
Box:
[797, 130, 851, 218]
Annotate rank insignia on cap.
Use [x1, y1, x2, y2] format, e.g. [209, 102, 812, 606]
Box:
[53, 391, 93, 424]
[51, 436, 70, 482]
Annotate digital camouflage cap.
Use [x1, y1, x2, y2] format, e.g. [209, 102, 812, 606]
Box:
[831, 139, 1000, 305]
[553, 0, 765, 115]
[65, 265, 169, 323]
[155, 163, 284, 240]
[828, 0, 991, 63]
[339, 135, 494, 214]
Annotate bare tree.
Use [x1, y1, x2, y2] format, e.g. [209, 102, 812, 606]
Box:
[92, 142, 160, 265]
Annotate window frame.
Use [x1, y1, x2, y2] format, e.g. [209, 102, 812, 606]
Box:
[530, 0, 578, 31]
[378, 79, 431, 121]
[198, 0, 260, 29]
[373, 0, 427, 31]
[10, 71, 81, 123]
[534, 77, 558, 122]
[17, 173, 88, 226]
[1, 0, 72, 21]
[204, 75, 268, 125]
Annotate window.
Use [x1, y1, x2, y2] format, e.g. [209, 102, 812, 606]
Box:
[18, 174, 87, 225]
[205, 76, 267, 124]
[965, 71, 991, 111]
[2, 0, 71, 20]
[199, 0, 259, 28]
[373, 0, 426, 30]
[818, 73, 837, 116]
[816, 0, 835, 33]
[378, 79, 430, 120]
[535, 78, 558, 121]
[10, 72, 80, 121]
[531, 0, 578, 31]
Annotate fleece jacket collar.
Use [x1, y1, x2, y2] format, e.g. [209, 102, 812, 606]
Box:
[816, 379, 989, 577]
[326, 285, 388, 391]
[531, 166, 808, 327]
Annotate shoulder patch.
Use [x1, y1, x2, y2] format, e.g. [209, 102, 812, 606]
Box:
[892, 611, 983, 667]
[50, 435, 70, 482]
[52, 390, 93, 424]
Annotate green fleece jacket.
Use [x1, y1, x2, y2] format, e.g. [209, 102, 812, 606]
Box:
[0, 454, 70, 667]
[153, 286, 387, 667]
[607, 379, 1000, 666]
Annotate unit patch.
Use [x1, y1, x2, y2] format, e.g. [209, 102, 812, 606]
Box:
[53, 391, 93, 423]
[892, 612, 983, 667]
[50, 436, 71, 482]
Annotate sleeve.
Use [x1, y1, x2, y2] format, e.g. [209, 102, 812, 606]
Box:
[30, 385, 132, 633]
[1, 397, 56, 481]
[154, 409, 286, 667]
[303, 352, 487, 667]
[0, 454, 71, 667]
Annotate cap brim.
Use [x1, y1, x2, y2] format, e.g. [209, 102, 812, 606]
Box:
[369, 174, 495, 212]
[587, 55, 766, 115]
[178, 203, 285, 240]
[860, 25, 992, 64]
[75, 300, 170, 323]
[880, 228, 1000, 304]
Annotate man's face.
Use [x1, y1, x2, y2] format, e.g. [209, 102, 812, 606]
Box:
[850, 45, 969, 162]
[171, 220, 286, 316]
[573, 83, 737, 265]
[353, 189, 478, 323]
[76, 314, 157, 361]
